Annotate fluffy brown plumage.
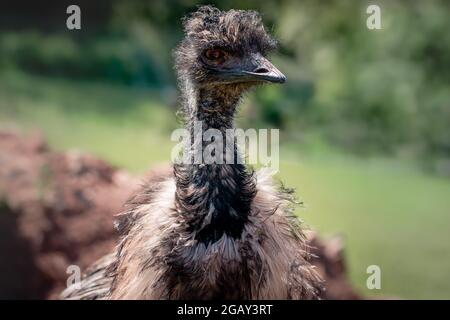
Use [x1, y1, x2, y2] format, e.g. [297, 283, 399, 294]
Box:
[61, 6, 323, 300]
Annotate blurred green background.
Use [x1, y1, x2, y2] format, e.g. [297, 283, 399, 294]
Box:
[0, 0, 449, 299]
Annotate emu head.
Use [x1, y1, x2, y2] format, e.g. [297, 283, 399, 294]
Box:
[175, 6, 286, 91]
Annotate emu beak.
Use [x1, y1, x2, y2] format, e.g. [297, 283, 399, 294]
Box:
[241, 55, 286, 84]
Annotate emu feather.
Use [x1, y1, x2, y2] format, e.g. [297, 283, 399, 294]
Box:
[61, 6, 323, 300]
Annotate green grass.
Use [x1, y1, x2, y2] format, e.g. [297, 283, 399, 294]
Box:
[0, 71, 176, 170]
[279, 153, 450, 299]
[1, 72, 450, 299]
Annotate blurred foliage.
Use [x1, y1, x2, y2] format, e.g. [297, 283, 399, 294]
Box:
[0, 0, 449, 174]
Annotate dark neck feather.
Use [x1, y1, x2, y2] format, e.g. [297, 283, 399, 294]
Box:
[174, 81, 256, 244]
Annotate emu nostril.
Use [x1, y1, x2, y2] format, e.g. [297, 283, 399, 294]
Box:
[253, 67, 270, 74]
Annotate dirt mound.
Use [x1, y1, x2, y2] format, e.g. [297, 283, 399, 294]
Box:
[0, 131, 361, 299]
[0, 131, 138, 299]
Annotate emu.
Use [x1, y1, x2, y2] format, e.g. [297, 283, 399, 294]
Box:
[62, 6, 323, 300]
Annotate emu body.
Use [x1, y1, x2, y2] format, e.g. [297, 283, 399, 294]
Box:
[62, 6, 322, 300]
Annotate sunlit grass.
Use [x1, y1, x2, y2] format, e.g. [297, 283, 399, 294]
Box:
[0, 71, 175, 170]
[1, 72, 449, 299]
[279, 152, 450, 299]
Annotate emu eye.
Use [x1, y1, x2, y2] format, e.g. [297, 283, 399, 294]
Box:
[204, 48, 226, 62]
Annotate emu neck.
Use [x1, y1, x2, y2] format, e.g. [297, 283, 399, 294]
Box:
[174, 83, 256, 244]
